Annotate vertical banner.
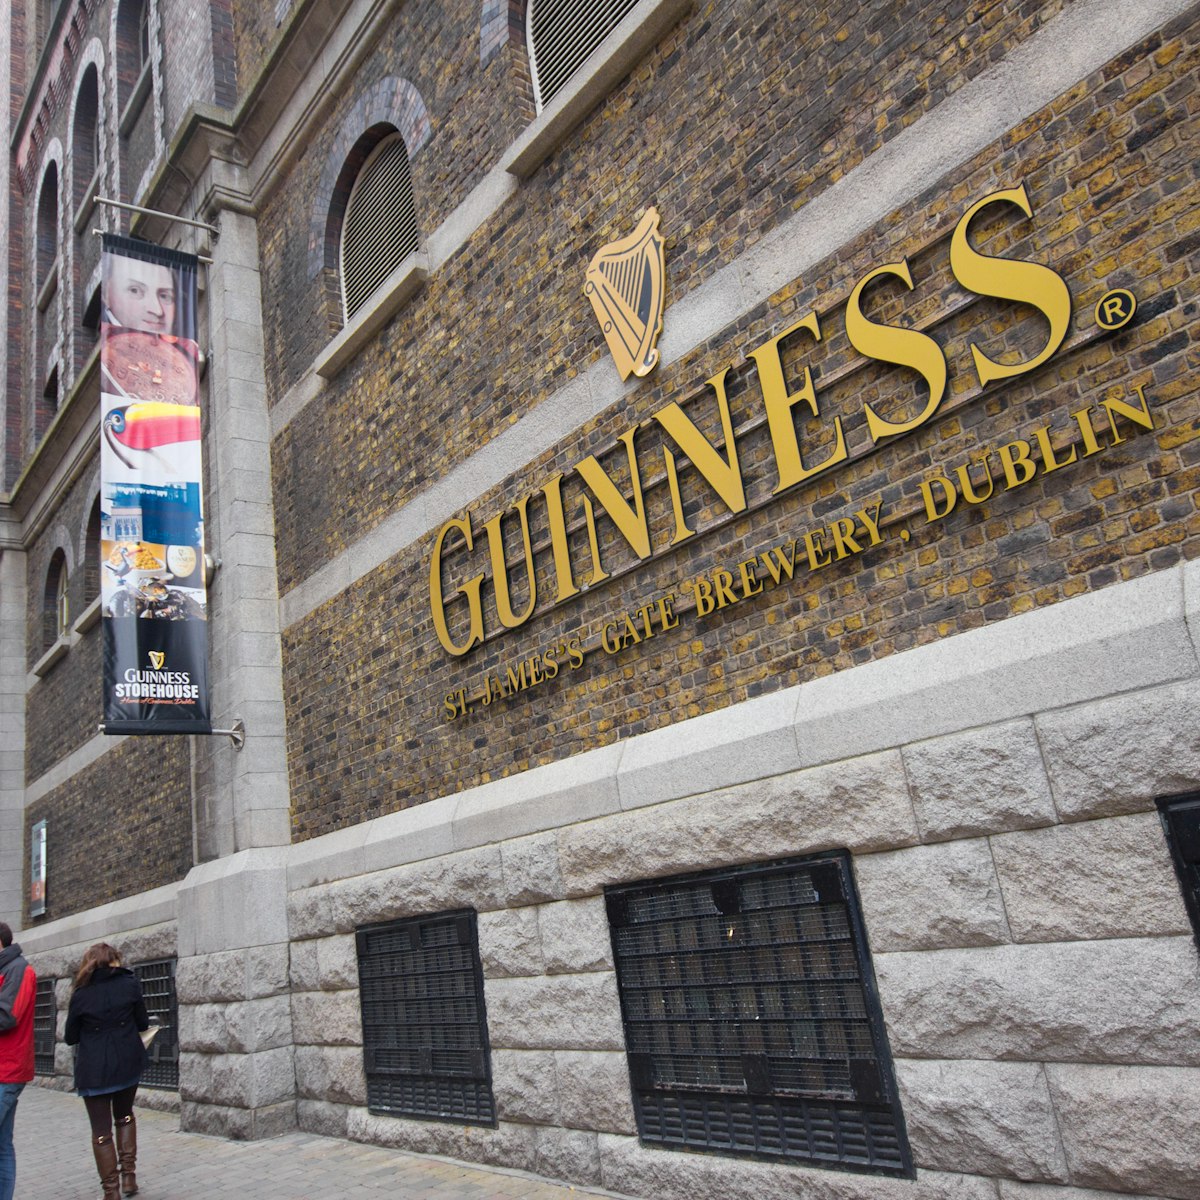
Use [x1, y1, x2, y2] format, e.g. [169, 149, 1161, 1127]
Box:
[99, 235, 211, 734]
[29, 819, 47, 918]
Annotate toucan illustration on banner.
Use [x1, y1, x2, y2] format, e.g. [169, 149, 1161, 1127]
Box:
[103, 402, 201, 468]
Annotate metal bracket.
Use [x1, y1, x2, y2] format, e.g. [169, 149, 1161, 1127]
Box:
[212, 719, 245, 750]
[95, 196, 220, 237]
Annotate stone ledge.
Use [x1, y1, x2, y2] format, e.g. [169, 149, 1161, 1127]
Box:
[31, 637, 69, 679]
[313, 250, 428, 378]
[17, 885, 178, 959]
[279, 566, 1195, 902]
[72, 595, 101, 634]
[792, 568, 1194, 770]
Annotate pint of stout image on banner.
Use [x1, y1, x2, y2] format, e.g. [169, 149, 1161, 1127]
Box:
[99, 234, 211, 734]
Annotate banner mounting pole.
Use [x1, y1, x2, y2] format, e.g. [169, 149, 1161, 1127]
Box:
[97, 719, 244, 748]
[94, 196, 220, 237]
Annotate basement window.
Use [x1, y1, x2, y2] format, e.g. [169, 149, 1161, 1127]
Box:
[131, 958, 178, 1090]
[1158, 792, 1200, 953]
[606, 852, 912, 1176]
[357, 910, 495, 1126]
[33, 977, 56, 1075]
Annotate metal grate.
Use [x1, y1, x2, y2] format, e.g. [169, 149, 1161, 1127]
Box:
[340, 133, 419, 321]
[1158, 792, 1200, 953]
[33, 978, 56, 1076]
[357, 911, 495, 1126]
[131, 959, 178, 1090]
[528, 0, 640, 110]
[607, 853, 913, 1175]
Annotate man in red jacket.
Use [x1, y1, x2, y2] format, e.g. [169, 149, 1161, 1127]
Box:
[0, 922, 36, 1200]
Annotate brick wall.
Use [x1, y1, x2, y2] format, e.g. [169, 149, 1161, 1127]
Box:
[269, 3, 1199, 841]
[265, 0, 1085, 588]
[23, 735, 194, 925]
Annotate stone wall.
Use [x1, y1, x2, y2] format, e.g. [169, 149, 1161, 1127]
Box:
[270, 564, 1200, 1198]
[24, 737, 195, 924]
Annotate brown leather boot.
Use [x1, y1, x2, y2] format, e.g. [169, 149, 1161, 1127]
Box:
[91, 1133, 121, 1200]
[115, 1114, 138, 1196]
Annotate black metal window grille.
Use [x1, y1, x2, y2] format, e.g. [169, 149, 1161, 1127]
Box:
[1158, 792, 1200, 952]
[33, 978, 56, 1075]
[606, 852, 913, 1176]
[357, 910, 495, 1126]
[131, 958, 178, 1090]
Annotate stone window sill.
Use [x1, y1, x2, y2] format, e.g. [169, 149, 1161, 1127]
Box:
[73, 170, 101, 235]
[74, 595, 101, 634]
[314, 250, 429, 379]
[119, 65, 152, 138]
[501, 0, 691, 179]
[33, 637, 69, 678]
[36, 259, 60, 312]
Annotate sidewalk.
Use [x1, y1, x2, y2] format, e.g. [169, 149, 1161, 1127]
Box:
[12, 1085, 624, 1199]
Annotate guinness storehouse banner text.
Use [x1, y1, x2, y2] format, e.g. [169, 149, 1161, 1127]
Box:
[99, 235, 210, 734]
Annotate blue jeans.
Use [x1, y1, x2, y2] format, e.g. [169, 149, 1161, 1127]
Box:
[0, 1082, 23, 1200]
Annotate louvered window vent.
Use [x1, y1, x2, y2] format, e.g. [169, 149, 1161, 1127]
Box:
[357, 910, 496, 1126]
[340, 133, 419, 322]
[606, 852, 913, 1175]
[528, 0, 640, 110]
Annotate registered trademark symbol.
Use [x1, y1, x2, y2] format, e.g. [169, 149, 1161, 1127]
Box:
[1095, 288, 1137, 331]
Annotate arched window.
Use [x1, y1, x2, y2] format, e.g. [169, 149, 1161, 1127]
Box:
[73, 66, 101, 209]
[44, 552, 69, 648]
[338, 132, 419, 321]
[116, 0, 149, 109]
[37, 164, 59, 285]
[527, 0, 639, 110]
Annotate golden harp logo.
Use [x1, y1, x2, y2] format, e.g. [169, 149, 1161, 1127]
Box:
[585, 208, 665, 380]
[148, 651, 166, 670]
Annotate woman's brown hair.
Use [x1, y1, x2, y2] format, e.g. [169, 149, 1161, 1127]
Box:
[73, 942, 121, 989]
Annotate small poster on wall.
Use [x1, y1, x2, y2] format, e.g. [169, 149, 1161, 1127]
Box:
[29, 819, 46, 918]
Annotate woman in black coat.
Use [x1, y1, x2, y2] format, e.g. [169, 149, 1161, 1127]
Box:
[65, 944, 149, 1200]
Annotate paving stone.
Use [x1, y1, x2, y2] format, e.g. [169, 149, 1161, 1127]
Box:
[14, 1084, 616, 1199]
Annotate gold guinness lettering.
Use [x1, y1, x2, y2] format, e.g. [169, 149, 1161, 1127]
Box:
[430, 184, 1087, 658]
